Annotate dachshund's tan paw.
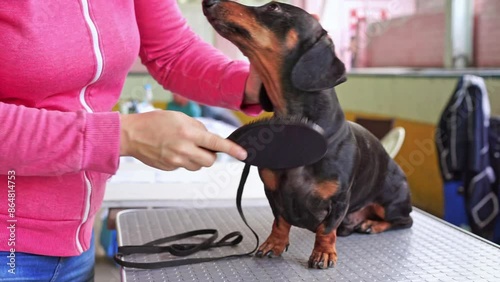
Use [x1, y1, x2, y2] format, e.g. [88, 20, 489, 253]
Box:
[255, 236, 289, 258]
[308, 249, 337, 269]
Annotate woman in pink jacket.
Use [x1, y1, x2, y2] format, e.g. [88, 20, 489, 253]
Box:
[0, 0, 261, 280]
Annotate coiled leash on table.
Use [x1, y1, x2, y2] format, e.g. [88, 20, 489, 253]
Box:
[114, 117, 327, 269]
[113, 163, 256, 269]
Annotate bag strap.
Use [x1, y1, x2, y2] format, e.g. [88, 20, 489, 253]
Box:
[113, 163, 259, 269]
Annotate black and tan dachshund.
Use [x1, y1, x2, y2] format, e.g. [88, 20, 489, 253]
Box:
[203, 0, 413, 269]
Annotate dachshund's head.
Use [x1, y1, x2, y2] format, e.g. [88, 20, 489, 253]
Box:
[203, 0, 346, 114]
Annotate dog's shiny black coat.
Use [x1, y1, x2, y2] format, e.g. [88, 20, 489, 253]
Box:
[204, 0, 412, 237]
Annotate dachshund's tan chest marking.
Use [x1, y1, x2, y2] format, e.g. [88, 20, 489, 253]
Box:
[259, 169, 279, 191]
[313, 180, 340, 200]
[260, 170, 339, 201]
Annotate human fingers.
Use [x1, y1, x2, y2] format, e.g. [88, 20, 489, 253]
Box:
[184, 144, 218, 169]
[120, 111, 215, 171]
[183, 159, 203, 171]
[193, 129, 247, 161]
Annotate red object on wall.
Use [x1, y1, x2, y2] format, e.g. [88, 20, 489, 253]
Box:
[350, 9, 359, 33]
[381, 10, 388, 21]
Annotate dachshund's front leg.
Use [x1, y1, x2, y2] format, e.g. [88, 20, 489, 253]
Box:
[308, 224, 337, 269]
[256, 217, 291, 258]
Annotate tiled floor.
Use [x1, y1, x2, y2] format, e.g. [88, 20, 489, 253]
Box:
[95, 256, 121, 282]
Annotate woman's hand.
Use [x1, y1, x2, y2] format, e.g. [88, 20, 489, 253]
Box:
[243, 64, 261, 105]
[119, 111, 247, 171]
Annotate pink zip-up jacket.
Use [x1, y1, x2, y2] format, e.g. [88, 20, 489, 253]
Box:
[0, 0, 258, 256]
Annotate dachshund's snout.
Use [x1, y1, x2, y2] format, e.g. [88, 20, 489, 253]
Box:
[202, 0, 219, 9]
[202, 0, 223, 18]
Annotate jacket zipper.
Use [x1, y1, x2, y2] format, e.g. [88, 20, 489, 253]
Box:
[76, 0, 104, 253]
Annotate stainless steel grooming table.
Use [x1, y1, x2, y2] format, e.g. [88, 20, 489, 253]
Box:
[116, 206, 500, 282]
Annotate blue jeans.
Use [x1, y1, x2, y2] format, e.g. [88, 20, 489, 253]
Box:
[0, 235, 95, 281]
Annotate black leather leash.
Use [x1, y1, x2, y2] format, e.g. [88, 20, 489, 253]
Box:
[113, 163, 259, 269]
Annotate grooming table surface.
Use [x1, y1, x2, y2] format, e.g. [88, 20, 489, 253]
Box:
[116, 206, 500, 282]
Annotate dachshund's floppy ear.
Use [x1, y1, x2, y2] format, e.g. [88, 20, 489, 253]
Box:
[259, 85, 274, 112]
[291, 35, 346, 92]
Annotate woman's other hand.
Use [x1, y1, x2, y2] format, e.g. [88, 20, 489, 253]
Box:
[243, 64, 261, 105]
[119, 111, 247, 171]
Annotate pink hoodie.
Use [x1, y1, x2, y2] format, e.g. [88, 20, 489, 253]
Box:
[0, 0, 258, 256]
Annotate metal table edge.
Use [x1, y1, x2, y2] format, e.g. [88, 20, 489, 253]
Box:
[412, 207, 500, 249]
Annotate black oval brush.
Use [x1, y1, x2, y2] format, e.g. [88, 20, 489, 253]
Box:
[226, 116, 327, 169]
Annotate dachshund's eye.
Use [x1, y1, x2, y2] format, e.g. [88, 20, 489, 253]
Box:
[267, 3, 280, 12]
